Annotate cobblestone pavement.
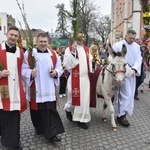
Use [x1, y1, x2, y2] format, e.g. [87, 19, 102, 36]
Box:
[1, 77, 150, 150]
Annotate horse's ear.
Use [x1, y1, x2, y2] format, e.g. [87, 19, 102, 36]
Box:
[107, 43, 116, 58]
[121, 44, 127, 57]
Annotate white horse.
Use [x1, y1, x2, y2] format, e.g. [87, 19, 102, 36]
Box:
[96, 44, 132, 131]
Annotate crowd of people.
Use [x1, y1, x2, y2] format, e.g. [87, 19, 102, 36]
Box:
[0, 26, 150, 149]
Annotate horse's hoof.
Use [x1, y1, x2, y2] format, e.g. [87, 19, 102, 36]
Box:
[102, 118, 107, 122]
[112, 127, 117, 131]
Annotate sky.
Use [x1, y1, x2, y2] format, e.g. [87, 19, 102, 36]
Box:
[0, 0, 111, 32]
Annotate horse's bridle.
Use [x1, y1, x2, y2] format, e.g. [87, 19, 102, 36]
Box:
[102, 65, 126, 83]
[114, 69, 126, 74]
[104, 66, 126, 77]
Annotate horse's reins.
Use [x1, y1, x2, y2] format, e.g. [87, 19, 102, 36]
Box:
[104, 67, 115, 77]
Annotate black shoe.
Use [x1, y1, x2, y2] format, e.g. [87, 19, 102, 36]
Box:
[65, 110, 72, 121]
[140, 89, 144, 93]
[16, 145, 23, 150]
[134, 96, 139, 100]
[6, 144, 23, 150]
[117, 115, 130, 127]
[77, 122, 88, 129]
[49, 135, 61, 143]
[34, 129, 44, 135]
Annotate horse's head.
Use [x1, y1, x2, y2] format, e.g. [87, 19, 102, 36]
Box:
[108, 44, 127, 86]
[108, 43, 127, 58]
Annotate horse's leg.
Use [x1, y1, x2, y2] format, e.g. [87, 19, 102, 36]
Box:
[107, 99, 117, 131]
[102, 99, 107, 122]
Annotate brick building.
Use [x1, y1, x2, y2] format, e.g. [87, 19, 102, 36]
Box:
[110, 0, 145, 44]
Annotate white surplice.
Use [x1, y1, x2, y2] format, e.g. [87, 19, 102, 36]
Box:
[22, 48, 62, 103]
[63, 45, 93, 123]
[113, 39, 142, 117]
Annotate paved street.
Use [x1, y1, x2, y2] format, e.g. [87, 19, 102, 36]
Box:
[1, 75, 150, 150]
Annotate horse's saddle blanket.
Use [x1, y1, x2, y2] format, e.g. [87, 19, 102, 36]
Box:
[89, 66, 102, 108]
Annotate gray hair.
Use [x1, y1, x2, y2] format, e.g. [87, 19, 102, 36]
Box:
[127, 30, 136, 35]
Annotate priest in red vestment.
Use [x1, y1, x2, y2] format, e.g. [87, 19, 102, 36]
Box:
[63, 33, 93, 129]
[0, 26, 27, 150]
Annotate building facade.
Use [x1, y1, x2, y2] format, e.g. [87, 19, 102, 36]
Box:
[0, 13, 15, 43]
[110, 0, 144, 44]
[20, 28, 45, 48]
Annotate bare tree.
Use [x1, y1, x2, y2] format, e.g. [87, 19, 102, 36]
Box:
[93, 15, 111, 45]
[78, 0, 100, 45]
[55, 0, 105, 45]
